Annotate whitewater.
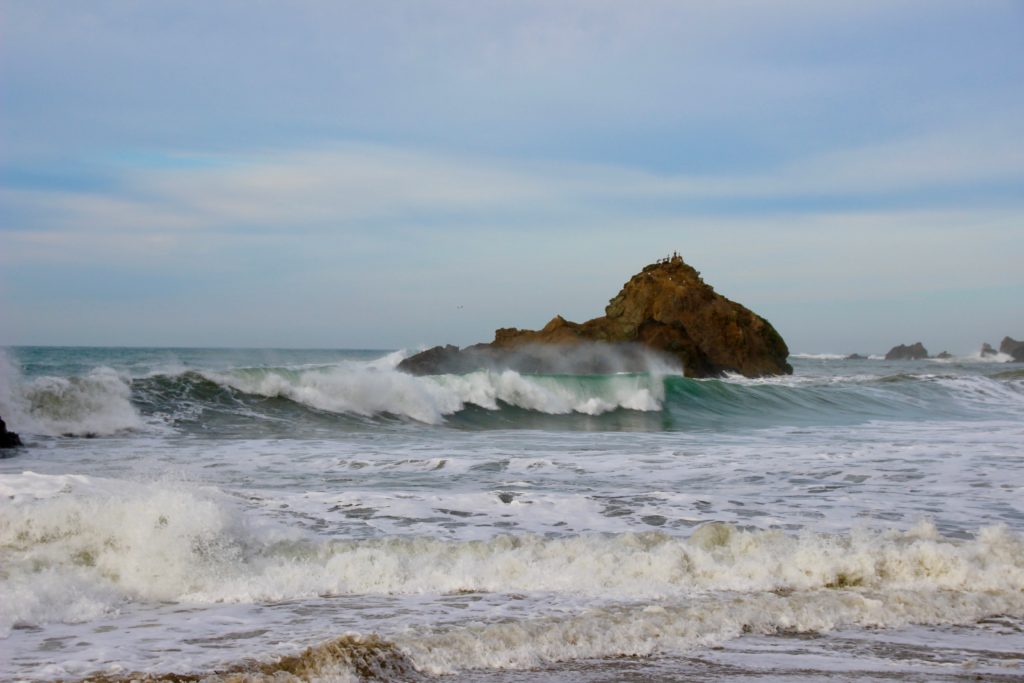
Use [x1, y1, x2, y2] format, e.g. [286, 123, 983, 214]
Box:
[1, 347, 1023, 681]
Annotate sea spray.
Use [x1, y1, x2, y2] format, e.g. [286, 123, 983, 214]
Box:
[3, 472, 1023, 636]
[3, 348, 1024, 682]
[195, 366, 667, 423]
[0, 349, 143, 436]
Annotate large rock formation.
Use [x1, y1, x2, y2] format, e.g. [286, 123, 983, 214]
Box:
[0, 415, 23, 449]
[398, 255, 792, 378]
[1001, 336, 1024, 362]
[884, 342, 928, 360]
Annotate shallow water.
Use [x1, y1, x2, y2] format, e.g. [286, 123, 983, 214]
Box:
[1, 347, 1022, 681]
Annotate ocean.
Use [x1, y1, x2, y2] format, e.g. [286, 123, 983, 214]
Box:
[1, 346, 1022, 681]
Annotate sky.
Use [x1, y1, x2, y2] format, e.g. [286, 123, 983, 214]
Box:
[1, 1, 1022, 355]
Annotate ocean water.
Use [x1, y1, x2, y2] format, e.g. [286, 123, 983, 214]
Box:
[1, 346, 1023, 682]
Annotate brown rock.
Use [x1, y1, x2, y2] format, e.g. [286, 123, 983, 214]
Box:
[398, 255, 792, 378]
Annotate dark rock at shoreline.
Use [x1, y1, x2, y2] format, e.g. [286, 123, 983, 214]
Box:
[398, 255, 792, 379]
[393, 344, 468, 375]
[934, 351, 953, 360]
[1001, 336, 1024, 362]
[0, 415, 23, 449]
[981, 342, 999, 357]
[845, 353, 868, 360]
[884, 342, 928, 361]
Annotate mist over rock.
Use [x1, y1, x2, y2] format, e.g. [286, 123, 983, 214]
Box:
[884, 342, 929, 361]
[399, 255, 792, 378]
[1000, 337, 1024, 362]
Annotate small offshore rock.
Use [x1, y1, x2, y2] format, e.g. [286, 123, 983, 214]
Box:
[885, 342, 928, 361]
[845, 353, 867, 360]
[980, 342, 999, 357]
[934, 351, 953, 360]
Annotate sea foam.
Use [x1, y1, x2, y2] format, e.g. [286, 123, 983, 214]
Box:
[0, 351, 143, 436]
[3, 472, 1022, 638]
[201, 363, 666, 423]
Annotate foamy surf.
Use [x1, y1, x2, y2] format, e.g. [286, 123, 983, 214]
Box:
[3, 347, 1023, 682]
[3, 472, 1022, 639]
[397, 589, 1024, 675]
[0, 352, 143, 436]
[195, 365, 666, 423]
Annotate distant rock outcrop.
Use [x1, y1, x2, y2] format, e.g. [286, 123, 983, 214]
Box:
[845, 353, 867, 360]
[399, 254, 792, 378]
[934, 351, 953, 360]
[0, 415, 23, 449]
[1001, 336, 1024, 362]
[981, 343, 999, 357]
[884, 342, 928, 361]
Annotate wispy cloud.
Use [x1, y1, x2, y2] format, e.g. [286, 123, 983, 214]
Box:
[2, 1, 1021, 349]
[2, 119, 1021, 259]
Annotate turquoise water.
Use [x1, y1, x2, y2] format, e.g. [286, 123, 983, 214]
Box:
[4, 347, 1022, 435]
[1, 347, 1023, 681]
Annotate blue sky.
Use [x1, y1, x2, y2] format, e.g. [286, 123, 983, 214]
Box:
[1, 1, 1022, 354]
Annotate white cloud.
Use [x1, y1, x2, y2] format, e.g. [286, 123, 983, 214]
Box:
[2, 117, 1021, 254]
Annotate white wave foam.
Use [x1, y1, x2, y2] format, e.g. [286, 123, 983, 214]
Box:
[934, 374, 1024, 412]
[0, 472, 293, 635]
[966, 351, 1015, 363]
[205, 365, 665, 423]
[0, 352, 143, 436]
[398, 588, 1024, 674]
[362, 349, 409, 371]
[3, 472, 1022, 636]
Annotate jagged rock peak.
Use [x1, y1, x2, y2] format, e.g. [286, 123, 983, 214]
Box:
[398, 255, 793, 378]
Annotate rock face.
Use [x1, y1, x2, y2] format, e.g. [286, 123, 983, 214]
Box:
[398, 255, 792, 378]
[0, 415, 23, 449]
[981, 343, 999, 357]
[884, 342, 928, 361]
[934, 351, 953, 360]
[1001, 336, 1024, 362]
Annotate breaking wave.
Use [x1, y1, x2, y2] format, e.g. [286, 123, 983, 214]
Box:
[199, 365, 665, 424]
[144, 364, 1024, 430]
[3, 472, 1023, 644]
[2, 349, 1023, 436]
[0, 352, 142, 437]
[143, 588, 1024, 682]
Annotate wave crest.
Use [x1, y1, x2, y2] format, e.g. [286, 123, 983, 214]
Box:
[3, 472, 1022, 635]
[0, 352, 142, 436]
[200, 365, 666, 423]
